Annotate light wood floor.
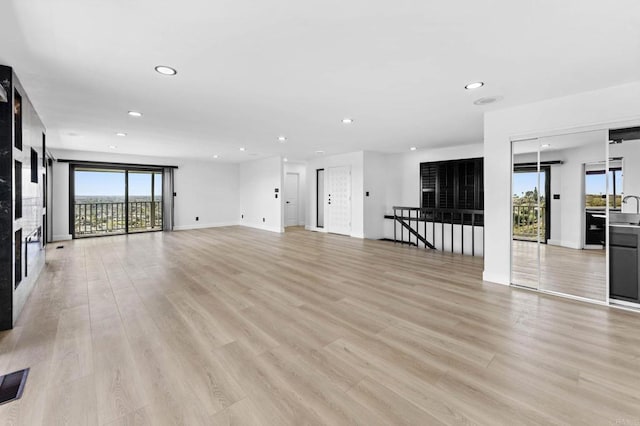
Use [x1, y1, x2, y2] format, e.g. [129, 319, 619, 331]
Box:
[1, 227, 640, 425]
[512, 240, 607, 301]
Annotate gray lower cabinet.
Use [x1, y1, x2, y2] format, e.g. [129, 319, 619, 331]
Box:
[610, 227, 640, 302]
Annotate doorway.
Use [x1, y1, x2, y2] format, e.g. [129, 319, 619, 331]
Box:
[512, 167, 550, 243]
[71, 166, 163, 238]
[284, 172, 299, 227]
[316, 169, 325, 228]
[326, 166, 351, 236]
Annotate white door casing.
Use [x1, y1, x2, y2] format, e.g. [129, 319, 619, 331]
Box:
[326, 166, 351, 235]
[284, 172, 299, 227]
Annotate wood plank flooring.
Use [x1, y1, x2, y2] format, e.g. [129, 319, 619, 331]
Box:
[1, 226, 640, 425]
[512, 240, 607, 301]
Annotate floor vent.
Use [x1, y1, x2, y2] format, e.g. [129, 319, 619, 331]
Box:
[56, 245, 64, 249]
[0, 368, 29, 405]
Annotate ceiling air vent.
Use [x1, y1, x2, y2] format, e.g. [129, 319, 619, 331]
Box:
[473, 96, 503, 106]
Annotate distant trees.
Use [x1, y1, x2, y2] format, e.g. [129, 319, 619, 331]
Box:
[512, 190, 545, 239]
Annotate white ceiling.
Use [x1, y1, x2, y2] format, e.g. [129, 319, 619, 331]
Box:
[2, 0, 640, 162]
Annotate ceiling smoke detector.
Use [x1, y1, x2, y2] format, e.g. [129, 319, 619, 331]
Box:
[473, 96, 503, 106]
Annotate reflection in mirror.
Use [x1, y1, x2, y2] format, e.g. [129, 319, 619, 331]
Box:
[511, 139, 540, 289]
[536, 130, 607, 301]
[608, 132, 640, 306]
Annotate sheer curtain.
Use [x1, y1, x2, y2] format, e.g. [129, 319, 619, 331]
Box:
[162, 168, 174, 231]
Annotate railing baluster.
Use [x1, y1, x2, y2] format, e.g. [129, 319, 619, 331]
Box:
[472, 213, 475, 257]
[461, 212, 464, 255]
[423, 209, 426, 249]
[450, 212, 453, 253]
[394, 208, 397, 243]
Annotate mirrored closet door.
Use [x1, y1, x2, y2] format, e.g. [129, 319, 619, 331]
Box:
[511, 130, 609, 302]
[511, 139, 542, 290]
[535, 130, 608, 302]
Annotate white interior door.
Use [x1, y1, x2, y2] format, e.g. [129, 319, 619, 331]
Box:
[284, 173, 299, 227]
[326, 166, 351, 235]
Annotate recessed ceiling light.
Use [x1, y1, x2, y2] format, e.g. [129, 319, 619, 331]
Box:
[465, 82, 484, 90]
[239, 147, 246, 151]
[283, 157, 288, 162]
[115, 132, 127, 137]
[473, 96, 504, 106]
[278, 136, 287, 142]
[541, 144, 551, 148]
[67, 132, 79, 137]
[213, 154, 219, 159]
[410, 147, 417, 151]
[155, 65, 177, 76]
[128, 111, 143, 117]
[342, 118, 353, 124]
[315, 150, 325, 155]
[109, 145, 117, 149]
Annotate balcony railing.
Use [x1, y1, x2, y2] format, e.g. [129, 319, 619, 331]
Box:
[74, 201, 162, 237]
[385, 207, 484, 257]
[513, 204, 546, 240]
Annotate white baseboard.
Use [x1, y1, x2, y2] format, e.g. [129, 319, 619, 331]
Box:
[482, 271, 510, 286]
[52, 234, 72, 241]
[547, 239, 582, 250]
[174, 221, 239, 231]
[240, 223, 283, 233]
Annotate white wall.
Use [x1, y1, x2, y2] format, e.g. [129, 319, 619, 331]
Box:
[284, 162, 307, 226]
[51, 161, 71, 240]
[174, 161, 239, 230]
[484, 81, 640, 285]
[239, 156, 284, 233]
[306, 151, 364, 238]
[50, 149, 240, 238]
[363, 152, 388, 239]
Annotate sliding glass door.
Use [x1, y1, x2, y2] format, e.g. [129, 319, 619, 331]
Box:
[128, 171, 163, 233]
[72, 167, 162, 238]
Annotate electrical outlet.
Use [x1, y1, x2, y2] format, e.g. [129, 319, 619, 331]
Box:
[195, 217, 199, 221]
[241, 214, 244, 219]
[263, 218, 265, 222]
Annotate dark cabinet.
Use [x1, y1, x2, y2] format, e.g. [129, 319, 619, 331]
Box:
[585, 211, 605, 245]
[610, 228, 640, 302]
